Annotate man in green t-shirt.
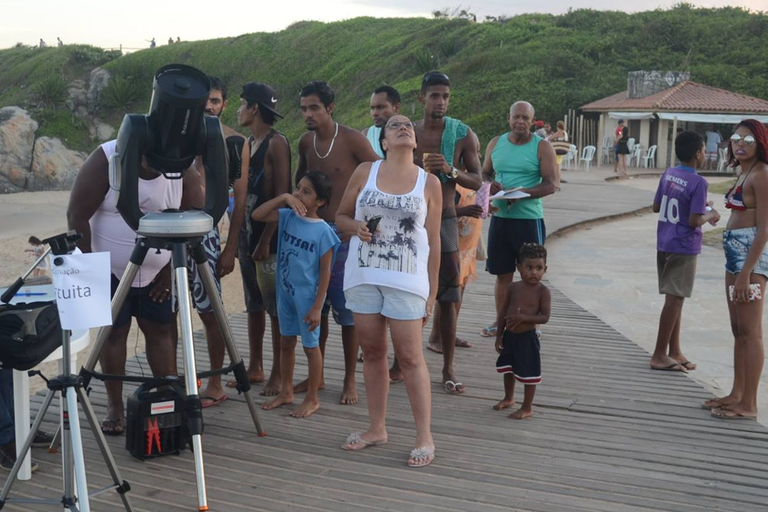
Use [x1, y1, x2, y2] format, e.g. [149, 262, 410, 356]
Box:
[481, 101, 557, 338]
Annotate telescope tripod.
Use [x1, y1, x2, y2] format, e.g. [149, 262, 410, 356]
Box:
[0, 236, 134, 512]
[81, 225, 265, 512]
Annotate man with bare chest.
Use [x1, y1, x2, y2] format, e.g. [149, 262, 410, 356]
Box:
[295, 81, 380, 404]
[413, 71, 481, 395]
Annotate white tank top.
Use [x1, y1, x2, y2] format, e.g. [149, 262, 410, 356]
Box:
[344, 160, 430, 300]
[90, 140, 183, 287]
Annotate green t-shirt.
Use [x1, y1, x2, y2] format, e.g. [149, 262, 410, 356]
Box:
[491, 133, 543, 219]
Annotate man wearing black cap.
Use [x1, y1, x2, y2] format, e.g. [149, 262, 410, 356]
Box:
[414, 71, 481, 395]
[295, 80, 380, 405]
[230, 82, 291, 397]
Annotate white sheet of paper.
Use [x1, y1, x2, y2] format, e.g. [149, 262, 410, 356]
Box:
[50, 251, 112, 329]
[490, 188, 531, 200]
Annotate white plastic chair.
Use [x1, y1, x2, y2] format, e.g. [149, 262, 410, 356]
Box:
[627, 137, 636, 152]
[629, 144, 642, 167]
[641, 145, 657, 168]
[561, 144, 577, 169]
[601, 136, 615, 164]
[579, 145, 596, 172]
[716, 147, 729, 172]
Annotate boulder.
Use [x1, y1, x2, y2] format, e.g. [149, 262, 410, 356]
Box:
[30, 136, 87, 191]
[0, 107, 38, 193]
[86, 67, 111, 114]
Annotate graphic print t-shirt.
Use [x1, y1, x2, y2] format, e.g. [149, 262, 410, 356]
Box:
[653, 166, 708, 254]
[276, 209, 340, 299]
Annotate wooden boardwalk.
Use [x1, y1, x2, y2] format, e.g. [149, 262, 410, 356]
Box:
[7, 173, 768, 511]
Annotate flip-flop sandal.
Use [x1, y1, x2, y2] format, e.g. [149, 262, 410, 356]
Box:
[226, 378, 261, 388]
[201, 395, 228, 408]
[702, 398, 732, 410]
[341, 432, 387, 451]
[711, 408, 756, 420]
[426, 344, 443, 354]
[100, 417, 125, 436]
[408, 446, 435, 468]
[455, 338, 473, 348]
[679, 360, 697, 371]
[480, 325, 497, 338]
[444, 380, 465, 394]
[650, 363, 687, 372]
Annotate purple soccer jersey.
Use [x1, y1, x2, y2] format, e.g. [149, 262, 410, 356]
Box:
[653, 166, 708, 254]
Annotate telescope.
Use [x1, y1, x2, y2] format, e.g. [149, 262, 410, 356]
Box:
[85, 63, 263, 512]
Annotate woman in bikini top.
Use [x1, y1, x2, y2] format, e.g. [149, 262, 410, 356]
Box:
[724, 162, 757, 212]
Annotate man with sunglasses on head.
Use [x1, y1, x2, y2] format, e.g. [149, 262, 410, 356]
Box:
[414, 71, 482, 395]
[362, 85, 401, 158]
[295, 80, 380, 405]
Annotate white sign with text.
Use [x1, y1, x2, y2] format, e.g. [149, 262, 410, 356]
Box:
[50, 251, 112, 329]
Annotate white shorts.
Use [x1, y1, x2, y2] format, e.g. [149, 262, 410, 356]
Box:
[344, 284, 427, 321]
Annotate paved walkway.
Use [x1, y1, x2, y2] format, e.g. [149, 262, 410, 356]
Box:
[6, 165, 768, 512]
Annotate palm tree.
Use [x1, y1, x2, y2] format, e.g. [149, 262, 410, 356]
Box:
[399, 216, 416, 234]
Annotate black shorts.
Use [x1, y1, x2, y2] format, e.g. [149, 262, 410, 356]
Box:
[237, 228, 265, 314]
[486, 217, 546, 276]
[111, 275, 173, 329]
[496, 330, 541, 384]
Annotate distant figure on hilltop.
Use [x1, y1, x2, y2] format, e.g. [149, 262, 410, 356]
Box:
[168, 37, 174, 45]
[148, 37, 156, 49]
[177, 36, 181, 43]
[57, 37, 63, 47]
[39, 39, 46, 48]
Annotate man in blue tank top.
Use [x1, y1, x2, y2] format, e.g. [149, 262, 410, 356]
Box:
[481, 101, 558, 339]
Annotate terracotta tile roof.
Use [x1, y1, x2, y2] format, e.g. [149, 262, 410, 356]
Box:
[581, 81, 768, 113]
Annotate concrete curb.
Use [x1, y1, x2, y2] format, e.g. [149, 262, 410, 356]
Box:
[547, 205, 654, 241]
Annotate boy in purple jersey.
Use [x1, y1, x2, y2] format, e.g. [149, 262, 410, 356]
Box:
[650, 131, 721, 372]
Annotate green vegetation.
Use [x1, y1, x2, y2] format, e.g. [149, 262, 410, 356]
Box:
[2, 6, 768, 156]
[708, 179, 736, 195]
[35, 109, 92, 151]
[32, 75, 68, 108]
[100, 76, 142, 112]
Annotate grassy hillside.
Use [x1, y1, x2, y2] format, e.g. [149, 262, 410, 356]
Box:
[2, 6, 768, 154]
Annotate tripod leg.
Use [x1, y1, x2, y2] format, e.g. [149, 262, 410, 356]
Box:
[66, 390, 90, 512]
[76, 386, 134, 512]
[192, 244, 265, 436]
[172, 244, 208, 511]
[82, 241, 150, 376]
[0, 390, 55, 502]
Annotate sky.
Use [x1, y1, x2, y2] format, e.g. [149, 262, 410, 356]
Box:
[1, 0, 766, 51]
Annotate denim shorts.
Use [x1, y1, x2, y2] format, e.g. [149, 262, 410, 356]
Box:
[344, 284, 427, 321]
[723, 227, 768, 277]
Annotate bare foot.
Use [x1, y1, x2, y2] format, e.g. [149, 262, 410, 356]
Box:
[455, 337, 473, 348]
[290, 399, 320, 418]
[670, 356, 697, 371]
[389, 367, 404, 383]
[426, 342, 443, 354]
[293, 378, 326, 394]
[261, 394, 293, 410]
[493, 399, 515, 411]
[199, 384, 225, 402]
[341, 431, 387, 450]
[340, 381, 358, 405]
[649, 355, 687, 372]
[226, 369, 265, 388]
[509, 407, 533, 420]
[260, 375, 281, 396]
[702, 396, 739, 409]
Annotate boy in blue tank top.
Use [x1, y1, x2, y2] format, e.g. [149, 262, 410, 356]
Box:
[252, 171, 340, 418]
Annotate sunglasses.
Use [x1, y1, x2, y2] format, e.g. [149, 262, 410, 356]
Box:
[386, 121, 415, 130]
[730, 134, 757, 146]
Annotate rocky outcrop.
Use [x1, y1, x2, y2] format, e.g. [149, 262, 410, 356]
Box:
[87, 67, 111, 114]
[30, 136, 87, 191]
[0, 107, 38, 193]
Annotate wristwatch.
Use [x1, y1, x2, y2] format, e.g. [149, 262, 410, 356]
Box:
[448, 166, 459, 180]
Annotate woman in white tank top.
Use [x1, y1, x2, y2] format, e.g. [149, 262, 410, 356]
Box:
[335, 115, 442, 468]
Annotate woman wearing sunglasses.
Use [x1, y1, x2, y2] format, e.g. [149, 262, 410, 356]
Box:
[336, 115, 442, 466]
[705, 120, 768, 420]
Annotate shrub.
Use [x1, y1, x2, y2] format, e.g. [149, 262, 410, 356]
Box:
[71, 46, 121, 67]
[411, 48, 439, 73]
[32, 75, 68, 108]
[100, 76, 141, 112]
[439, 38, 460, 60]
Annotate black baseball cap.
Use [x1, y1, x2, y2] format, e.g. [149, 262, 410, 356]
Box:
[240, 82, 283, 118]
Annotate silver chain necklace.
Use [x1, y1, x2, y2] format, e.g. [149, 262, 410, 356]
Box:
[313, 122, 339, 159]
